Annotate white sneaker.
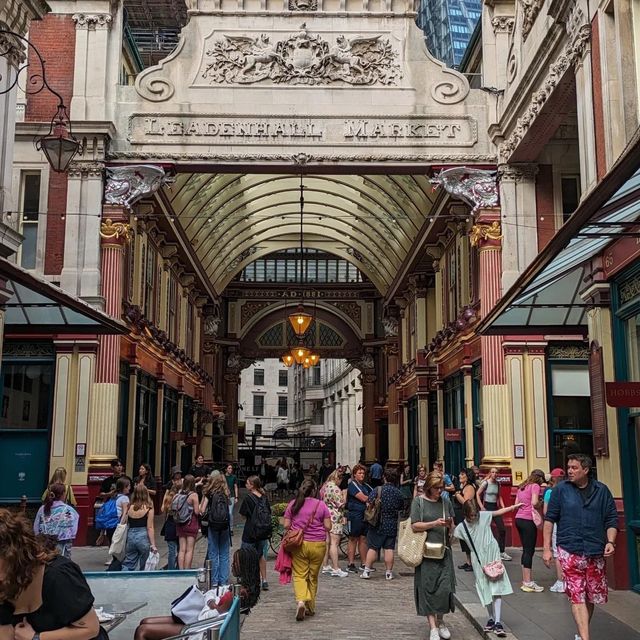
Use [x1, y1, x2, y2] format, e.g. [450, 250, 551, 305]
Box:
[438, 623, 451, 639]
[500, 552, 512, 561]
[575, 636, 582, 640]
[385, 570, 394, 580]
[360, 569, 371, 579]
[549, 580, 565, 593]
[321, 565, 332, 574]
[429, 629, 440, 640]
[331, 568, 349, 577]
[520, 581, 544, 593]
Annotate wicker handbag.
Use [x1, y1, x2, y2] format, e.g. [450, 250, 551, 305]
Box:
[397, 516, 427, 567]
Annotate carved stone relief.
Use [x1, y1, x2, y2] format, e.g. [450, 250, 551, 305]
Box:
[72, 13, 113, 29]
[241, 301, 272, 327]
[491, 16, 515, 33]
[0, 30, 26, 67]
[430, 167, 499, 213]
[201, 26, 402, 86]
[289, 0, 318, 9]
[331, 301, 362, 327]
[520, 0, 544, 39]
[547, 344, 589, 360]
[382, 316, 398, 338]
[104, 165, 174, 209]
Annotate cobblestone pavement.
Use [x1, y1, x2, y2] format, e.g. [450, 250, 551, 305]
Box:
[242, 561, 482, 640]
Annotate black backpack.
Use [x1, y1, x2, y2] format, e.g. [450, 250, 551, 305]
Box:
[248, 494, 272, 541]
[205, 493, 230, 531]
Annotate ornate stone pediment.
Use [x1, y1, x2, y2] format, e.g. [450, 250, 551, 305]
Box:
[201, 26, 401, 86]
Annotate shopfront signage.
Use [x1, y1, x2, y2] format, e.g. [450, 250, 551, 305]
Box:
[444, 428, 463, 442]
[602, 234, 640, 279]
[605, 382, 640, 407]
[130, 114, 478, 147]
[589, 341, 609, 457]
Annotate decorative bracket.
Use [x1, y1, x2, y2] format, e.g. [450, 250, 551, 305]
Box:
[104, 165, 174, 210]
[430, 167, 499, 213]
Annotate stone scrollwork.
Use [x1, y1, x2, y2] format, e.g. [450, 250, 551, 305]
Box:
[520, 0, 544, 39]
[201, 25, 402, 86]
[289, 0, 318, 9]
[469, 221, 502, 248]
[430, 71, 470, 105]
[100, 218, 133, 242]
[430, 167, 499, 213]
[491, 16, 515, 33]
[104, 165, 175, 210]
[72, 13, 113, 29]
[499, 25, 591, 162]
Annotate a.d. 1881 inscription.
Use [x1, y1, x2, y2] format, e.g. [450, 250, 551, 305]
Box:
[129, 115, 477, 147]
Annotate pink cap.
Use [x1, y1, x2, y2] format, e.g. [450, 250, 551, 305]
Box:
[550, 468, 565, 478]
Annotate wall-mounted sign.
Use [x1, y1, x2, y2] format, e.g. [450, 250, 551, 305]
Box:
[444, 428, 462, 442]
[605, 382, 640, 407]
[75, 443, 86, 457]
[514, 444, 525, 459]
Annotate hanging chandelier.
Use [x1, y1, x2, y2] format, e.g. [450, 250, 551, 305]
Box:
[282, 175, 320, 368]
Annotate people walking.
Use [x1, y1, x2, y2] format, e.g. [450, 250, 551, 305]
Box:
[201, 473, 231, 586]
[174, 474, 200, 569]
[477, 467, 511, 561]
[122, 484, 157, 571]
[414, 465, 428, 497]
[283, 479, 332, 621]
[277, 461, 290, 497]
[42, 467, 77, 506]
[543, 467, 567, 593]
[544, 454, 617, 640]
[225, 463, 239, 534]
[411, 471, 456, 640]
[453, 467, 477, 571]
[454, 497, 522, 637]
[320, 468, 348, 577]
[369, 459, 383, 488]
[239, 475, 272, 590]
[160, 483, 179, 570]
[135, 463, 157, 497]
[33, 483, 79, 558]
[360, 468, 405, 580]
[345, 463, 371, 573]
[515, 468, 546, 592]
[189, 453, 210, 480]
[400, 462, 413, 513]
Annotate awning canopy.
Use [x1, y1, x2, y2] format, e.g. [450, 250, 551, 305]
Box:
[0, 258, 127, 335]
[481, 129, 640, 335]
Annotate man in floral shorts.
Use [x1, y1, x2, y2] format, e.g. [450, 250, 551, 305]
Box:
[543, 454, 618, 640]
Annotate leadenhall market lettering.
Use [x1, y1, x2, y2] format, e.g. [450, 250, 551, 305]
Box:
[130, 115, 477, 146]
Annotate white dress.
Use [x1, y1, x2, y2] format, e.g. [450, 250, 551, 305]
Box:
[453, 511, 513, 606]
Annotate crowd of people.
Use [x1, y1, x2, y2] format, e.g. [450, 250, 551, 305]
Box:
[11, 450, 619, 640]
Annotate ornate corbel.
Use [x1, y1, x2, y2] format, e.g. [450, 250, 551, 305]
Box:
[100, 218, 132, 242]
[469, 221, 503, 248]
[430, 167, 499, 213]
[104, 165, 174, 210]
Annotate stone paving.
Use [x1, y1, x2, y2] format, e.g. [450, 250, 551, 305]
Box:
[242, 561, 482, 640]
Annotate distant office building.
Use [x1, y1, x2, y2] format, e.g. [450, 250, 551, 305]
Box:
[416, 0, 481, 68]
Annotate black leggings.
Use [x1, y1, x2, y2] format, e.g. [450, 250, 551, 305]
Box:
[485, 502, 506, 552]
[515, 518, 537, 569]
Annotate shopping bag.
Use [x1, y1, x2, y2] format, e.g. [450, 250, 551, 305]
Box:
[171, 585, 206, 625]
[397, 517, 426, 567]
[145, 550, 160, 571]
[108, 523, 128, 560]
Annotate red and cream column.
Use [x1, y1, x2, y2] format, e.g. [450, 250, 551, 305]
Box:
[88, 208, 131, 463]
[471, 211, 512, 468]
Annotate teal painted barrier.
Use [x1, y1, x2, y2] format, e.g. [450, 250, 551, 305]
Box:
[218, 597, 240, 640]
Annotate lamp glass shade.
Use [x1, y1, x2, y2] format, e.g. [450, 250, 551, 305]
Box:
[309, 353, 320, 366]
[302, 357, 312, 368]
[38, 131, 80, 173]
[292, 346, 310, 364]
[288, 306, 313, 337]
[281, 354, 295, 367]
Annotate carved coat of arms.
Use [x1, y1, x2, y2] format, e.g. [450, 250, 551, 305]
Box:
[202, 25, 401, 86]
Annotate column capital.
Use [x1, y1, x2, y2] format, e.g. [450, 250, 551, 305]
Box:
[491, 16, 515, 33]
[68, 161, 104, 179]
[469, 220, 502, 249]
[100, 218, 133, 245]
[72, 13, 113, 30]
[498, 163, 538, 183]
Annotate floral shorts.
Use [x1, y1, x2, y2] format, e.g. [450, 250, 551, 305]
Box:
[557, 546, 608, 605]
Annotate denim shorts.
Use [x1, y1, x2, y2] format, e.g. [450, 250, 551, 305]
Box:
[241, 539, 268, 559]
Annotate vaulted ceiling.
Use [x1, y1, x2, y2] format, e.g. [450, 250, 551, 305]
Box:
[165, 172, 437, 295]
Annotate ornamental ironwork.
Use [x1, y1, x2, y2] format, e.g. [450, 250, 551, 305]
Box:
[430, 167, 499, 213]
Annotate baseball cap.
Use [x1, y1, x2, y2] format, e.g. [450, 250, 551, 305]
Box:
[170, 466, 183, 478]
[550, 468, 565, 478]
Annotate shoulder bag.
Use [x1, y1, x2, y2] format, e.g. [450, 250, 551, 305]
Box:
[423, 499, 447, 560]
[282, 499, 319, 552]
[397, 500, 427, 567]
[462, 520, 505, 580]
[364, 486, 382, 527]
[108, 509, 129, 560]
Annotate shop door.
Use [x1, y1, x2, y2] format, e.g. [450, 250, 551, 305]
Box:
[0, 359, 54, 501]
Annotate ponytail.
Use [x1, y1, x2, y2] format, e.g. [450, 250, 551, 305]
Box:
[44, 482, 65, 515]
[291, 479, 317, 516]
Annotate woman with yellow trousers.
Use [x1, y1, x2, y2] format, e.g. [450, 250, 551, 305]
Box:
[283, 479, 332, 621]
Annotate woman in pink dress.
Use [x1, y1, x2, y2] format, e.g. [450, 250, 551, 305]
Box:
[176, 474, 200, 569]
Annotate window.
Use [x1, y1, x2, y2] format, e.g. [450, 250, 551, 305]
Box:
[0, 361, 53, 429]
[185, 299, 194, 358]
[144, 243, 157, 321]
[278, 395, 288, 417]
[20, 173, 41, 269]
[278, 370, 288, 387]
[312, 365, 321, 386]
[561, 176, 581, 224]
[253, 369, 265, 386]
[254, 423, 262, 436]
[253, 394, 264, 416]
[168, 274, 178, 342]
